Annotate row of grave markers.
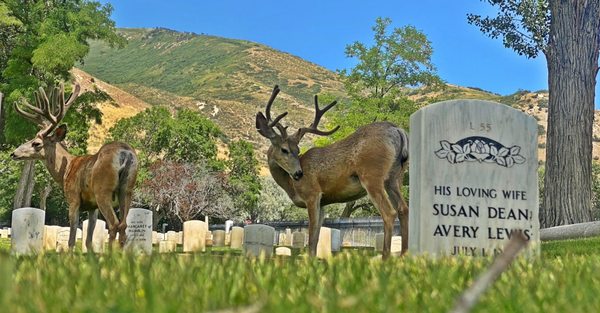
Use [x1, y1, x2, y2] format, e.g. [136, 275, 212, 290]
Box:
[9, 207, 362, 258]
[7, 98, 541, 258]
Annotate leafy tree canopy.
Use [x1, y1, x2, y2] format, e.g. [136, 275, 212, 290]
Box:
[341, 17, 441, 100]
[467, 0, 550, 58]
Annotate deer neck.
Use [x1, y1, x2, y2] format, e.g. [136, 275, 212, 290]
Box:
[267, 154, 299, 203]
[43, 143, 74, 185]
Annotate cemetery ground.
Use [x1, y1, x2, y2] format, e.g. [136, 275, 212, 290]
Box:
[0, 237, 600, 312]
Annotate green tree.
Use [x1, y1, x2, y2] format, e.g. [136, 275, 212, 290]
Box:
[227, 140, 262, 222]
[341, 17, 441, 99]
[468, 0, 600, 227]
[0, 0, 123, 213]
[108, 106, 223, 170]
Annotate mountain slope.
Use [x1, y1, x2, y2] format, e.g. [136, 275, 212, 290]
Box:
[80, 28, 345, 148]
[79, 27, 600, 164]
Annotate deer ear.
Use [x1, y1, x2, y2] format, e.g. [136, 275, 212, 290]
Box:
[256, 112, 278, 140]
[52, 124, 68, 142]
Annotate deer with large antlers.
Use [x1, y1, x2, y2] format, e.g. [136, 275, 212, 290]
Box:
[256, 86, 409, 259]
[11, 83, 138, 251]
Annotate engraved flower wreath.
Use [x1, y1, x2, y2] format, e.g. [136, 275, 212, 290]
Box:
[434, 137, 526, 168]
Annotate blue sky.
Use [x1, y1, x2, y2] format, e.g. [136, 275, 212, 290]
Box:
[100, 0, 595, 105]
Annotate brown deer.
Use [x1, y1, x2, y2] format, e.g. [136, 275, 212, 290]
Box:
[11, 83, 138, 251]
[256, 86, 409, 259]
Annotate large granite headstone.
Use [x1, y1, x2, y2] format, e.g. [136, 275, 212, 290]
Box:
[125, 208, 153, 254]
[230, 226, 244, 249]
[11, 208, 45, 255]
[409, 100, 539, 256]
[243, 224, 275, 257]
[82, 219, 107, 253]
[183, 220, 207, 252]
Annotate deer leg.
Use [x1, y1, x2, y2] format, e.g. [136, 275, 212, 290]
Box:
[67, 201, 80, 251]
[307, 194, 323, 257]
[385, 167, 409, 255]
[363, 179, 397, 260]
[86, 209, 98, 252]
[95, 196, 120, 251]
[116, 189, 133, 247]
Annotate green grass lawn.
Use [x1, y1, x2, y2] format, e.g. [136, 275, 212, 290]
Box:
[1, 237, 600, 313]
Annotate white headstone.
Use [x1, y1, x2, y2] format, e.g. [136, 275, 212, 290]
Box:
[82, 219, 107, 253]
[176, 231, 183, 245]
[11, 208, 45, 255]
[331, 229, 341, 252]
[316, 227, 332, 259]
[292, 232, 306, 248]
[225, 220, 234, 233]
[159, 240, 177, 253]
[391, 236, 403, 255]
[183, 220, 207, 252]
[125, 208, 153, 254]
[152, 231, 160, 245]
[374, 233, 384, 252]
[278, 233, 286, 246]
[166, 231, 178, 244]
[0, 229, 8, 239]
[76, 228, 83, 240]
[56, 227, 71, 252]
[230, 226, 244, 249]
[275, 246, 292, 256]
[243, 224, 275, 257]
[213, 230, 226, 247]
[43, 225, 60, 251]
[409, 100, 539, 257]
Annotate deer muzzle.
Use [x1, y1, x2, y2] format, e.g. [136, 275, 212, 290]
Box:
[292, 170, 304, 181]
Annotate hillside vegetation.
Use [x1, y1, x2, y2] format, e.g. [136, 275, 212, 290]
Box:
[80, 28, 344, 149]
[78, 27, 600, 163]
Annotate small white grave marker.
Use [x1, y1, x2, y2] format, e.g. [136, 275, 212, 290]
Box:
[11, 208, 45, 255]
[230, 227, 244, 249]
[43, 225, 60, 251]
[316, 227, 332, 259]
[183, 220, 207, 252]
[213, 230, 226, 247]
[125, 208, 153, 254]
[56, 227, 71, 252]
[82, 219, 107, 253]
[243, 225, 275, 257]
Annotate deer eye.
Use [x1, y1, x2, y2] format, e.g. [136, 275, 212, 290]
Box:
[32, 142, 41, 149]
[281, 148, 289, 154]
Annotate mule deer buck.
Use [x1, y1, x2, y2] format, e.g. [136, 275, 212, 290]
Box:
[256, 86, 409, 259]
[11, 83, 138, 251]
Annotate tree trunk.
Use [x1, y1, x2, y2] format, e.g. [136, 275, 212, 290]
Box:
[39, 185, 52, 211]
[542, 0, 600, 227]
[341, 201, 357, 218]
[13, 160, 35, 210]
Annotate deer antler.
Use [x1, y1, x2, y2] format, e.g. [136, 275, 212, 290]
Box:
[256, 85, 290, 140]
[14, 83, 81, 136]
[293, 94, 340, 141]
